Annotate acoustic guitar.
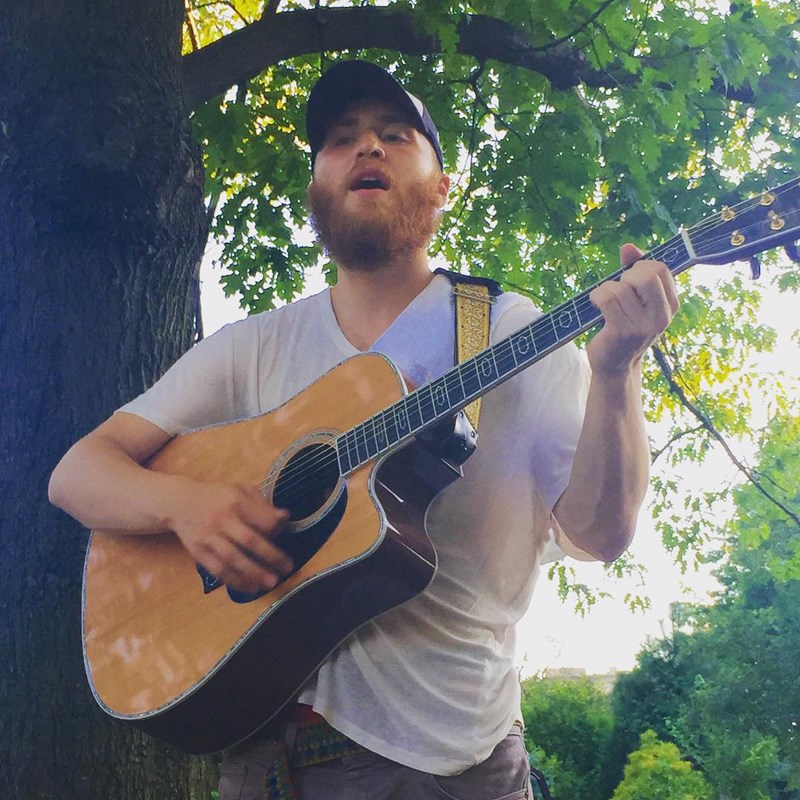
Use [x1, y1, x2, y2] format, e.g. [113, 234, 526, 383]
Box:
[82, 178, 800, 753]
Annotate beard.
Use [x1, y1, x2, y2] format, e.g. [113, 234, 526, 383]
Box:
[307, 172, 444, 271]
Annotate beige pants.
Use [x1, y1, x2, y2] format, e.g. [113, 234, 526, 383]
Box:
[218, 724, 532, 800]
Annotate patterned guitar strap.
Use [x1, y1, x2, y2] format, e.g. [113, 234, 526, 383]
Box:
[443, 269, 500, 430]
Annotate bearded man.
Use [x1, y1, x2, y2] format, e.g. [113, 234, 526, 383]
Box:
[49, 60, 678, 799]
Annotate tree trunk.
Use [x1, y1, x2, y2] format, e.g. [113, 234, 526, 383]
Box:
[1, 2, 214, 797]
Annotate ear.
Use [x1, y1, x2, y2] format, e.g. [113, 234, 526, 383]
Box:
[436, 172, 451, 208]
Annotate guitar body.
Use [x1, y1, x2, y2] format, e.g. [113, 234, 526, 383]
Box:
[82, 353, 461, 753]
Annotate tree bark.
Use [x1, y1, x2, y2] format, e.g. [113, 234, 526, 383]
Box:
[0, 2, 213, 797]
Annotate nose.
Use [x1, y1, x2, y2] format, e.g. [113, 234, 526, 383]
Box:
[356, 131, 385, 160]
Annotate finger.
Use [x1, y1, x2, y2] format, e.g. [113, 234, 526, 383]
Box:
[591, 280, 641, 327]
[621, 261, 679, 321]
[224, 543, 285, 593]
[238, 486, 291, 537]
[620, 242, 644, 267]
[228, 524, 295, 578]
[195, 538, 280, 594]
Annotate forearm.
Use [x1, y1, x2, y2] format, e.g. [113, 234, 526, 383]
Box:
[49, 426, 180, 535]
[553, 364, 650, 562]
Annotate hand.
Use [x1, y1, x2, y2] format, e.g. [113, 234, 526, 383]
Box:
[587, 243, 679, 377]
[165, 479, 293, 595]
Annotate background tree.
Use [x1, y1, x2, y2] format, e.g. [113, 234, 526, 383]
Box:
[521, 676, 614, 799]
[3, 1, 799, 797]
[607, 414, 800, 799]
[669, 414, 800, 799]
[607, 629, 700, 789]
[610, 730, 713, 800]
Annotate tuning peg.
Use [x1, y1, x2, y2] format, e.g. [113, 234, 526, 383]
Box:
[785, 241, 800, 265]
[748, 256, 761, 279]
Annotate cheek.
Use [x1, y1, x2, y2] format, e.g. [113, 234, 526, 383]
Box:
[312, 149, 347, 183]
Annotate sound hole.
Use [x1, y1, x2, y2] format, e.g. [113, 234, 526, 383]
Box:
[202, 441, 347, 604]
[271, 442, 340, 522]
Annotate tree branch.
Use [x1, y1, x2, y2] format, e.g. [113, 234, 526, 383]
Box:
[182, 7, 619, 108]
[652, 343, 800, 530]
[261, 0, 281, 20]
[649, 423, 706, 464]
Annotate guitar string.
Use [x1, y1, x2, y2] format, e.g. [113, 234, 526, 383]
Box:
[682, 180, 799, 236]
[260, 193, 800, 503]
[265, 206, 800, 508]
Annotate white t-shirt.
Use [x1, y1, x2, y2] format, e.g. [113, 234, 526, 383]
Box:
[118, 273, 592, 774]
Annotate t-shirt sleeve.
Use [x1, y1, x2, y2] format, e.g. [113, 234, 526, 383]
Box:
[116, 318, 258, 435]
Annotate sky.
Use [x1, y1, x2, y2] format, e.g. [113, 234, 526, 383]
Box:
[199, 253, 798, 678]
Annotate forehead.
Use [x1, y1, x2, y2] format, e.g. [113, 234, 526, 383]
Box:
[325, 98, 420, 132]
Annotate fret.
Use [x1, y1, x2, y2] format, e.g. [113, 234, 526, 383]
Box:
[552, 299, 582, 340]
[444, 370, 466, 407]
[658, 238, 691, 272]
[534, 314, 559, 353]
[431, 375, 451, 413]
[394, 403, 411, 437]
[344, 430, 360, 472]
[574, 291, 599, 329]
[354, 423, 369, 463]
[493, 337, 516, 378]
[509, 325, 537, 367]
[416, 383, 438, 427]
[337, 436, 352, 474]
[363, 417, 380, 459]
[384, 404, 401, 446]
[405, 392, 424, 432]
[475, 348, 500, 389]
[459, 359, 483, 400]
[374, 411, 389, 450]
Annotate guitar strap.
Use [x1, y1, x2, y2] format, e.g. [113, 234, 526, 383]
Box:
[434, 268, 501, 430]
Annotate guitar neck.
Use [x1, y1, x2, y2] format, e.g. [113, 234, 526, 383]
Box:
[335, 234, 695, 476]
[336, 173, 800, 475]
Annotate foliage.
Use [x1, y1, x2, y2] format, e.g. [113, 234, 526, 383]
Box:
[521, 675, 615, 799]
[608, 414, 800, 799]
[669, 414, 800, 798]
[608, 631, 701, 789]
[610, 730, 713, 800]
[181, 0, 800, 577]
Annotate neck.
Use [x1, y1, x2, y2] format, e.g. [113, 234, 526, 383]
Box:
[330, 250, 434, 351]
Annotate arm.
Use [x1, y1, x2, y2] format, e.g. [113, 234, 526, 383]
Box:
[49, 411, 293, 593]
[553, 245, 678, 561]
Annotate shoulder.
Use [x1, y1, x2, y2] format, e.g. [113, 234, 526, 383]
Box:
[210, 289, 330, 343]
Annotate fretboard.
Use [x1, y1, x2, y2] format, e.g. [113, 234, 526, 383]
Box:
[335, 235, 695, 476]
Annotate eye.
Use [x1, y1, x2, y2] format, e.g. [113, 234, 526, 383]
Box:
[382, 126, 411, 143]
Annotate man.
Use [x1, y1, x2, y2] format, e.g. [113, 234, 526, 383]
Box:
[49, 60, 678, 798]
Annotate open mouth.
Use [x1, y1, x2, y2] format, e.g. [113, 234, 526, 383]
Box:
[350, 174, 390, 191]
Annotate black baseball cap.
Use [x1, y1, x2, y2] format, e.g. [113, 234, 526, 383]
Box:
[306, 60, 444, 170]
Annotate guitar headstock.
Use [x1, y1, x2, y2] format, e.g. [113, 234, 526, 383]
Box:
[686, 177, 800, 269]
